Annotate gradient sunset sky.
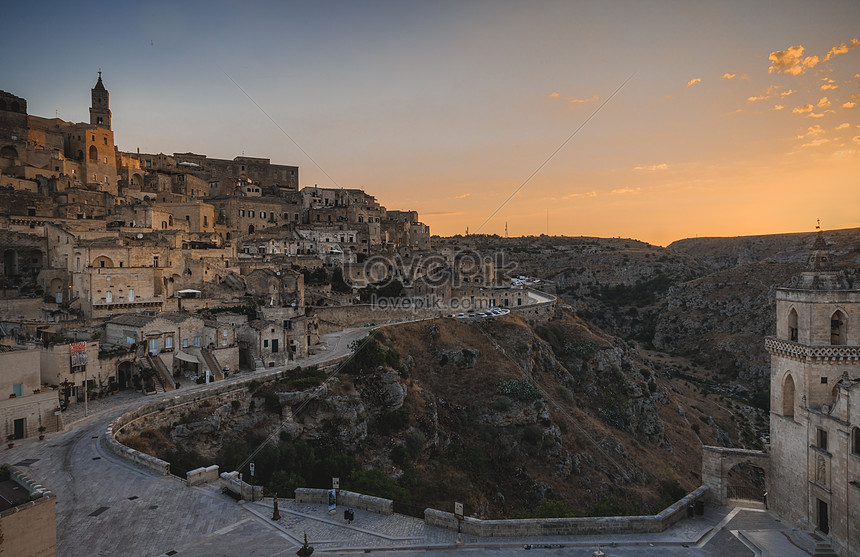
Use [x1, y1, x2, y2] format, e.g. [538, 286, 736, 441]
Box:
[5, 1, 859, 245]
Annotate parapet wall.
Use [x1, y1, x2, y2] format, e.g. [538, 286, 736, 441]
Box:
[220, 471, 262, 501]
[425, 486, 708, 537]
[295, 487, 393, 515]
[187, 465, 220, 486]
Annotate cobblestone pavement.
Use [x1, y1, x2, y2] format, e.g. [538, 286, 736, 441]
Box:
[2, 327, 812, 557]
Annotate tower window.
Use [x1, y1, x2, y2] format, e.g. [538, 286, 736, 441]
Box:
[816, 428, 828, 451]
[830, 310, 847, 345]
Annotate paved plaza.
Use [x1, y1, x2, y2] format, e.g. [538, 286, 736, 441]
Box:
[3, 328, 816, 556]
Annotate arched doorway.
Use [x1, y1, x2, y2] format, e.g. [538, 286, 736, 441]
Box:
[0, 145, 18, 159]
[248, 224, 255, 234]
[3, 249, 18, 276]
[49, 278, 64, 303]
[117, 361, 136, 390]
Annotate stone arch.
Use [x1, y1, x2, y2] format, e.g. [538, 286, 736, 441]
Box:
[49, 278, 63, 303]
[89, 145, 98, 161]
[93, 255, 114, 268]
[117, 360, 136, 390]
[0, 145, 18, 159]
[782, 373, 796, 417]
[2, 249, 18, 276]
[830, 309, 847, 345]
[788, 307, 798, 341]
[131, 173, 143, 188]
[701, 446, 770, 505]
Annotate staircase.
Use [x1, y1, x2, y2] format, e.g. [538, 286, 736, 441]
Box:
[146, 354, 175, 391]
[793, 531, 839, 557]
[201, 348, 223, 380]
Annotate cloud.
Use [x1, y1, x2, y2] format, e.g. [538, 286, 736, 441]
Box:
[781, 90, 795, 97]
[747, 95, 768, 102]
[611, 187, 640, 194]
[818, 97, 832, 107]
[802, 138, 830, 148]
[805, 125, 825, 137]
[844, 102, 857, 108]
[633, 163, 669, 171]
[823, 38, 860, 61]
[807, 112, 825, 118]
[768, 45, 819, 75]
[548, 92, 560, 98]
[722, 73, 736, 79]
[773, 104, 785, 111]
[568, 95, 598, 104]
[853, 136, 860, 143]
[792, 104, 814, 114]
[686, 78, 701, 87]
[454, 193, 471, 199]
[820, 78, 838, 91]
[836, 123, 850, 130]
[563, 191, 597, 199]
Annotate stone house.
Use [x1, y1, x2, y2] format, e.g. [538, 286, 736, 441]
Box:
[0, 346, 63, 440]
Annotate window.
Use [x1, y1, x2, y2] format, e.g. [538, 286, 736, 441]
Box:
[222, 339, 227, 347]
[249, 211, 255, 218]
[239, 210, 245, 217]
[831, 310, 847, 345]
[153, 256, 159, 268]
[183, 339, 188, 348]
[149, 338, 159, 354]
[223, 330, 228, 337]
[261, 211, 266, 219]
[105, 291, 112, 303]
[165, 336, 173, 349]
[272, 339, 279, 353]
[853, 427, 860, 455]
[821, 376, 828, 384]
[203, 216, 208, 227]
[12, 383, 22, 397]
[263, 339, 269, 348]
[817, 428, 828, 451]
[128, 289, 134, 302]
[193, 336, 200, 347]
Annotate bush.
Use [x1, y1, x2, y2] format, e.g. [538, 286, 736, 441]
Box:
[497, 376, 540, 400]
[492, 396, 512, 412]
[374, 407, 410, 435]
[390, 444, 411, 467]
[404, 430, 426, 458]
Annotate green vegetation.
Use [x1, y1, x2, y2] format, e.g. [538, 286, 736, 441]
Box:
[597, 273, 673, 308]
[497, 376, 540, 400]
[343, 336, 399, 374]
[358, 279, 404, 302]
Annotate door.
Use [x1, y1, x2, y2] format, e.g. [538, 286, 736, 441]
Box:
[13, 418, 25, 440]
[817, 499, 829, 534]
[271, 339, 279, 353]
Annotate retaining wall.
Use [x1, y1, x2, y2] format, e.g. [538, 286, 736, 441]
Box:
[425, 486, 709, 536]
[295, 488, 393, 515]
[187, 465, 220, 486]
[220, 471, 263, 501]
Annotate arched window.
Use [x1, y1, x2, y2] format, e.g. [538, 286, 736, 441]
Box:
[168, 215, 173, 226]
[788, 308, 798, 342]
[831, 310, 847, 345]
[161, 221, 167, 229]
[783, 373, 796, 417]
[89, 145, 98, 161]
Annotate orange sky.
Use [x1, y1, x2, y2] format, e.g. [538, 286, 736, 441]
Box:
[7, 2, 859, 245]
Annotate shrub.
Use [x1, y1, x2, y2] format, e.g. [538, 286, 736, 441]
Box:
[404, 430, 426, 458]
[390, 444, 411, 467]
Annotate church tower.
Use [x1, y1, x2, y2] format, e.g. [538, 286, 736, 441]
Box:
[89, 72, 111, 129]
[766, 230, 860, 555]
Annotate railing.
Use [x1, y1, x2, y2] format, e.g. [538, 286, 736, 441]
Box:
[146, 354, 175, 391]
[201, 348, 223, 380]
[726, 485, 765, 502]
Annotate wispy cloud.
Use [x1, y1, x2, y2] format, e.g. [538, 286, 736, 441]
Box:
[722, 73, 736, 79]
[773, 104, 785, 111]
[548, 92, 560, 98]
[563, 191, 597, 199]
[747, 94, 768, 102]
[768, 45, 819, 75]
[836, 123, 850, 130]
[454, 193, 471, 199]
[844, 102, 857, 108]
[807, 112, 826, 119]
[781, 89, 795, 97]
[818, 97, 832, 107]
[633, 163, 669, 171]
[611, 187, 640, 194]
[797, 125, 825, 139]
[423, 211, 463, 217]
[802, 138, 831, 148]
[823, 38, 860, 61]
[568, 95, 598, 104]
[820, 78, 838, 91]
[686, 78, 702, 87]
[792, 103, 814, 114]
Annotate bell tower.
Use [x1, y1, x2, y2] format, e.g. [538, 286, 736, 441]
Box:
[89, 71, 111, 129]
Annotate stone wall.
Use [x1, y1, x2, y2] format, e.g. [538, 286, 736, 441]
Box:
[220, 471, 262, 501]
[425, 486, 708, 536]
[295, 488, 394, 515]
[0, 467, 57, 557]
[186, 464, 219, 486]
[313, 304, 441, 334]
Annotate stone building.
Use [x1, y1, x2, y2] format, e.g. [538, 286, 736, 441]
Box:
[0, 346, 63, 440]
[765, 232, 860, 556]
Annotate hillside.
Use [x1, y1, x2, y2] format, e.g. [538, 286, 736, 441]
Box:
[122, 311, 767, 519]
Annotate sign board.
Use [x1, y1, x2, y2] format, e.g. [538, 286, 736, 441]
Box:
[328, 489, 337, 512]
[332, 477, 339, 489]
[70, 342, 87, 367]
[250, 463, 255, 476]
[454, 502, 464, 519]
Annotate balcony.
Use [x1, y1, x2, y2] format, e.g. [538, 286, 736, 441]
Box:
[764, 337, 860, 362]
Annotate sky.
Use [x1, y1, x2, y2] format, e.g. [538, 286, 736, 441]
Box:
[4, 0, 860, 245]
